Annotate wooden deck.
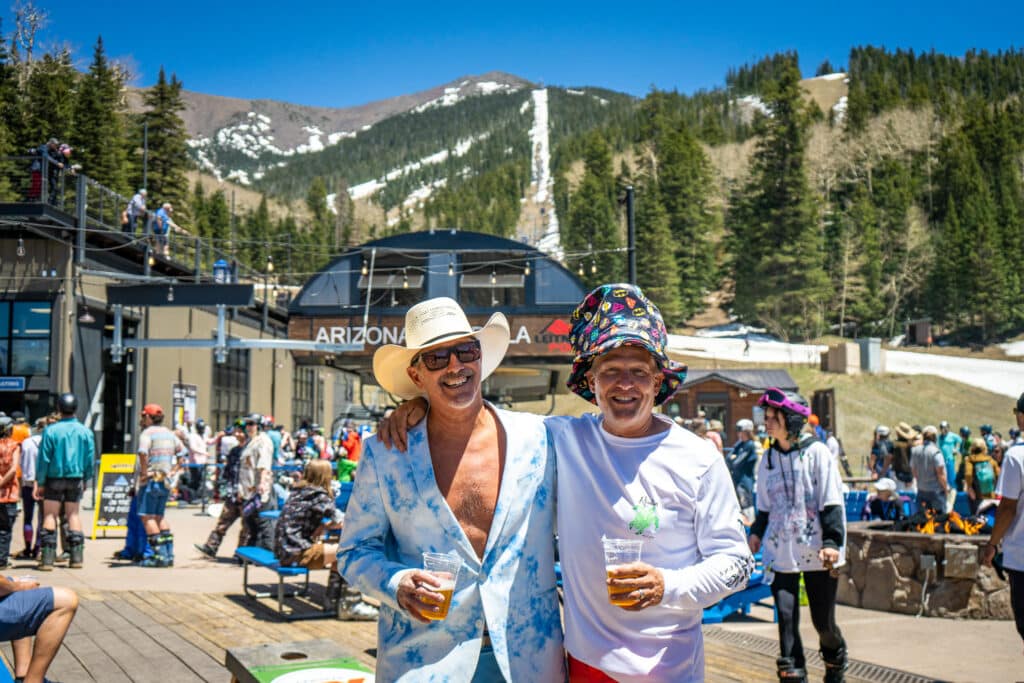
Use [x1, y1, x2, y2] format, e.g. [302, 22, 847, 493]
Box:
[0, 590, 923, 682]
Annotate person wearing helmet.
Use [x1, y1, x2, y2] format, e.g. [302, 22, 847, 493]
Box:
[34, 393, 94, 571]
[869, 426, 892, 481]
[981, 424, 997, 454]
[238, 413, 276, 550]
[728, 419, 758, 523]
[748, 388, 847, 683]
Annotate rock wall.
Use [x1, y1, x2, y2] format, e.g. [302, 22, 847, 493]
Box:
[837, 522, 1011, 619]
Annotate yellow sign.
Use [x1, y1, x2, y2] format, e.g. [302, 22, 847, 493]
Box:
[91, 453, 137, 540]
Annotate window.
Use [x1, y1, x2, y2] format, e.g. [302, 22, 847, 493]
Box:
[211, 347, 249, 432]
[0, 301, 51, 376]
[459, 272, 525, 308]
[292, 367, 316, 428]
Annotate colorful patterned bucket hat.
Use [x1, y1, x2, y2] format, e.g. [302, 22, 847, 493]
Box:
[566, 283, 688, 405]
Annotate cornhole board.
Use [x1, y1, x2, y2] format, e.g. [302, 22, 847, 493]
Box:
[226, 639, 374, 683]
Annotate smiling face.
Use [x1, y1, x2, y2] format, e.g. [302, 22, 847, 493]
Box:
[586, 345, 663, 438]
[406, 335, 483, 412]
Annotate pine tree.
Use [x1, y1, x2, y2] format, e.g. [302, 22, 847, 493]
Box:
[565, 134, 623, 286]
[71, 36, 127, 193]
[22, 48, 76, 148]
[657, 123, 719, 318]
[633, 179, 682, 324]
[142, 67, 190, 222]
[729, 59, 829, 340]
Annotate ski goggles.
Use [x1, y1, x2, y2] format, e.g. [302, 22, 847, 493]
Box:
[757, 387, 810, 417]
[411, 339, 482, 371]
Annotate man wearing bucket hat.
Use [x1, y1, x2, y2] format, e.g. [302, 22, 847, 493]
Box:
[337, 297, 564, 681]
[378, 285, 752, 682]
[553, 283, 752, 682]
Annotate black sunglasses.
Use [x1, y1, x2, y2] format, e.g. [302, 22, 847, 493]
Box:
[411, 339, 482, 371]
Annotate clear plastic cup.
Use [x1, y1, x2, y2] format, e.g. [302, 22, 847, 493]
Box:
[421, 552, 461, 621]
[602, 537, 643, 607]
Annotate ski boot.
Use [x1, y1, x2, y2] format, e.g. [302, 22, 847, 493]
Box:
[821, 645, 848, 683]
[776, 657, 808, 683]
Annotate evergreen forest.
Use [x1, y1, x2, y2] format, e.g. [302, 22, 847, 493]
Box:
[2, 7, 1024, 344]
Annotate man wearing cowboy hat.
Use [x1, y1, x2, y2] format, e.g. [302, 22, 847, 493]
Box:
[378, 285, 752, 682]
[337, 297, 564, 682]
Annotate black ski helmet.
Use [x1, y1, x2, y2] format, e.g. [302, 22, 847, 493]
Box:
[57, 392, 78, 414]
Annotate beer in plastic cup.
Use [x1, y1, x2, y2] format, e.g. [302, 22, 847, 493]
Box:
[602, 537, 643, 608]
[421, 552, 461, 621]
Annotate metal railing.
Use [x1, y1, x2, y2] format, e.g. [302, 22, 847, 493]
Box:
[1, 155, 266, 288]
[0, 153, 79, 211]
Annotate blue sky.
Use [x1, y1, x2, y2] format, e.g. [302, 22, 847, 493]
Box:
[6, 1, 1023, 108]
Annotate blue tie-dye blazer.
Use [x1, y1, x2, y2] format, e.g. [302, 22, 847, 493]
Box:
[337, 405, 565, 682]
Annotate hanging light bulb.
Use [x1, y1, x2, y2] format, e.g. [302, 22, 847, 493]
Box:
[16, 238, 25, 258]
[402, 267, 409, 289]
[167, 285, 175, 302]
[591, 260, 597, 275]
[148, 254, 155, 267]
[577, 263, 584, 276]
[266, 255, 274, 273]
[490, 268, 497, 285]
[448, 259, 454, 277]
[50, 269, 57, 278]
[524, 261, 531, 276]
[361, 260, 368, 276]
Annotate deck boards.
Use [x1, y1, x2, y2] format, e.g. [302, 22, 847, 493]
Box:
[0, 590, 896, 682]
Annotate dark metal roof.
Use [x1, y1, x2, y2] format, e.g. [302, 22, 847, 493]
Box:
[362, 229, 535, 252]
[680, 369, 798, 392]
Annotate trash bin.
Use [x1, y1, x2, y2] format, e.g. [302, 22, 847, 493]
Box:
[856, 337, 882, 373]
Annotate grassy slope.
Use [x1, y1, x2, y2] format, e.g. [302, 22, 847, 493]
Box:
[510, 358, 1012, 476]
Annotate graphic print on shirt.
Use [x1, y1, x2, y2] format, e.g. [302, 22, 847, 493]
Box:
[764, 450, 822, 571]
[628, 496, 660, 537]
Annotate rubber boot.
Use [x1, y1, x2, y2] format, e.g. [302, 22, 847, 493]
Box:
[821, 645, 848, 683]
[140, 535, 163, 567]
[57, 518, 70, 563]
[776, 657, 808, 683]
[325, 570, 343, 611]
[158, 532, 174, 567]
[38, 529, 57, 572]
[68, 530, 85, 568]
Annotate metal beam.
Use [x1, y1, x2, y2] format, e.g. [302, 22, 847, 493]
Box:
[107, 283, 254, 307]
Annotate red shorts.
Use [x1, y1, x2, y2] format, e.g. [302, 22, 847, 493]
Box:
[568, 654, 617, 682]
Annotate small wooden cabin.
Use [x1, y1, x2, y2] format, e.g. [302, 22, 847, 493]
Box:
[663, 369, 800, 445]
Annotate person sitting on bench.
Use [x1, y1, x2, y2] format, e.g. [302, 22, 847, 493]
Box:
[0, 574, 78, 683]
[273, 461, 376, 620]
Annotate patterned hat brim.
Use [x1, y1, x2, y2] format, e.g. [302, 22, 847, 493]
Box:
[567, 337, 687, 406]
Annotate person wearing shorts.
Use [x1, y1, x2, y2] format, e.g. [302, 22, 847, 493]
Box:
[274, 460, 375, 620]
[0, 575, 79, 683]
[137, 404, 185, 568]
[34, 394, 94, 571]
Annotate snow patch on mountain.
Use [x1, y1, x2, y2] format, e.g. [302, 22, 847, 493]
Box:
[832, 95, 848, 123]
[413, 80, 519, 113]
[737, 94, 770, 116]
[811, 72, 848, 81]
[528, 88, 561, 259]
[347, 135, 486, 201]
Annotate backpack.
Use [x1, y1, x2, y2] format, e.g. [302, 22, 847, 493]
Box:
[974, 459, 996, 496]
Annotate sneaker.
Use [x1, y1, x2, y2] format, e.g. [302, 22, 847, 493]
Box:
[194, 543, 217, 559]
[15, 548, 35, 560]
[56, 551, 70, 563]
[338, 601, 378, 621]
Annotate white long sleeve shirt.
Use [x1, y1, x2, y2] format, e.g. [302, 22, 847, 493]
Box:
[550, 413, 753, 683]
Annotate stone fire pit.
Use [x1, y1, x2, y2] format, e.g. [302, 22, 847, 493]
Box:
[837, 521, 1011, 619]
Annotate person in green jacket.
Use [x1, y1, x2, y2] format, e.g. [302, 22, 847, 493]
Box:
[34, 393, 95, 571]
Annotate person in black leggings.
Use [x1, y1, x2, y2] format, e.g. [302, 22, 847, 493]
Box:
[748, 388, 847, 683]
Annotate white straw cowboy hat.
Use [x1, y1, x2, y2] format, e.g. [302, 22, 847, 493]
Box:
[373, 297, 510, 400]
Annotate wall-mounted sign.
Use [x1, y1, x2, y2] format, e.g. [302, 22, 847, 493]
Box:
[289, 315, 573, 358]
[0, 377, 26, 392]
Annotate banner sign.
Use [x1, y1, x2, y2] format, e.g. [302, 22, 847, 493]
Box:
[172, 383, 198, 428]
[289, 315, 573, 358]
[91, 453, 137, 539]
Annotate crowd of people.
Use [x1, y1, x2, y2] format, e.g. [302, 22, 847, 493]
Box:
[2, 283, 1023, 681]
